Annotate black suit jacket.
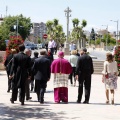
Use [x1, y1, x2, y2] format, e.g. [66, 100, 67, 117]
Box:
[32, 56, 51, 82]
[4, 54, 13, 73]
[30, 56, 38, 80]
[10, 52, 31, 88]
[76, 54, 94, 75]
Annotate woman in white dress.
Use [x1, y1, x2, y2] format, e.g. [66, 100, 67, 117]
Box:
[102, 52, 118, 104]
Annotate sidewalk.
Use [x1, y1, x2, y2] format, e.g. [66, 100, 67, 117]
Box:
[0, 70, 120, 120]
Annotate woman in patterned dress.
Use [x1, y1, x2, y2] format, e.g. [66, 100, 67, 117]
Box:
[102, 52, 118, 104]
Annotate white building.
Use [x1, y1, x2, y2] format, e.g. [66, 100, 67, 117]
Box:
[29, 22, 47, 43]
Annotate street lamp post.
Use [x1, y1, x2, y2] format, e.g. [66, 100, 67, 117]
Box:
[64, 7, 72, 55]
[13, 19, 19, 37]
[110, 20, 119, 46]
[102, 25, 108, 51]
[16, 19, 19, 37]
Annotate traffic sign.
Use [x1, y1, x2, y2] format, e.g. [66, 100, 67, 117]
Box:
[43, 34, 48, 39]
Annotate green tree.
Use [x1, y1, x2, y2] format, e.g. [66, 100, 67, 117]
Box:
[46, 20, 54, 36]
[0, 14, 32, 50]
[4, 15, 31, 39]
[46, 19, 66, 45]
[71, 18, 87, 49]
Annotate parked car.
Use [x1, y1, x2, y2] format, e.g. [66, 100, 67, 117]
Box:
[25, 45, 31, 50]
[34, 44, 37, 49]
[25, 44, 35, 50]
[37, 44, 42, 49]
[41, 43, 45, 48]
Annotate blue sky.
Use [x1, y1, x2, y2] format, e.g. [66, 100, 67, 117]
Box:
[0, 0, 120, 33]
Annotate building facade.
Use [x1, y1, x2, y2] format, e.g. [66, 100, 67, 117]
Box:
[29, 22, 47, 43]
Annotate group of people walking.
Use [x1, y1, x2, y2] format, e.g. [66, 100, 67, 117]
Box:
[4, 42, 119, 105]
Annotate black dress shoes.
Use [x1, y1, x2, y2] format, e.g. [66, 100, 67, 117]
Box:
[31, 87, 33, 91]
[10, 98, 14, 104]
[26, 97, 32, 100]
[7, 90, 10, 93]
[40, 101, 44, 104]
[77, 100, 81, 103]
[21, 102, 24, 105]
[83, 101, 89, 104]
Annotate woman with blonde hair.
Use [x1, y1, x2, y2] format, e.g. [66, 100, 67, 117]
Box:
[68, 50, 78, 86]
[102, 52, 118, 104]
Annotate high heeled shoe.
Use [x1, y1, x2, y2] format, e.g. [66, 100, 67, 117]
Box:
[111, 99, 114, 105]
[106, 100, 109, 104]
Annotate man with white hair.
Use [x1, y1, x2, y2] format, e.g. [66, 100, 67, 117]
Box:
[24, 48, 32, 100]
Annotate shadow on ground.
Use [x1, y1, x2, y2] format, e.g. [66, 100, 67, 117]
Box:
[0, 103, 68, 120]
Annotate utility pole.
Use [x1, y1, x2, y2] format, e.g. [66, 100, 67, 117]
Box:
[17, 19, 19, 37]
[6, 6, 8, 17]
[102, 25, 108, 51]
[64, 7, 72, 55]
[110, 20, 119, 46]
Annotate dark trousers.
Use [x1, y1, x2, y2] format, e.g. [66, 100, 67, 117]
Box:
[69, 67, 76, 84]
[54, 47, 57, 54]
[50, 48, 54, 54]
[19, 84, 26, 103]
[35, 80, 47, 102]
[25, 79, 30, 99]
[78, 73, 91, 102]
[6, 71, 11, 91]
[11, 84, 18, 101]
[11, 82, 26, 104]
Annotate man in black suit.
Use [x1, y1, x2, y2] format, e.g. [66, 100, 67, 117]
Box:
[32, 50, 50, 104]
[9, 44, 31, 105]
[76, 48, 94, 104]
[4, 49, 17, 92]
[30, 51, 39, 91]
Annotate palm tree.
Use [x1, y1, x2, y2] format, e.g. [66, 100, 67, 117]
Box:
[72, 18, 79, 27]
[46, 19, 66, 47]
[71, 18, 87, 49]
[46, 20, 54, 37]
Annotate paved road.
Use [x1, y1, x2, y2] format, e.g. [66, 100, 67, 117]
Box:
[0, 70, 120, 120]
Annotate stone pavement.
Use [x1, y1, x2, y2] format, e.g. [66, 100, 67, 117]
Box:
[0, 70, 120, 120]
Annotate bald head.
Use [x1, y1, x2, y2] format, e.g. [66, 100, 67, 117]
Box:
[24, 48, 31, 57]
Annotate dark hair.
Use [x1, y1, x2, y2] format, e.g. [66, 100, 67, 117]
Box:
[106, 52, 113, 62]
[82, 48, 87, 52]
[34, 51, 39, 57]
[19, 44, 25, 52]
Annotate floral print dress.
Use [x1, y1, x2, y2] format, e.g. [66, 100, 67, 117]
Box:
[102, 61, 118, 90]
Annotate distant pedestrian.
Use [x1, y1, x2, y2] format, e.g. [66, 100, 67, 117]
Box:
[47, 49, 54, 64]
[53, 41, 57, 54]
[45, 42, 48, 52]
[68, 50, 78, 86]
[48, 37, 55, 54]
[102, 52, 118, 104]
[76, 48, 94, 104]
[76, 49, 80, 57]
[69, 42, 74, 52]
[51, 51, 72, 103]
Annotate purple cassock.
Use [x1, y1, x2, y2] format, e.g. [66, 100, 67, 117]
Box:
[51, 51, 72, 103]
